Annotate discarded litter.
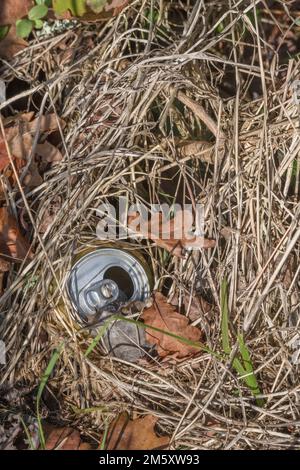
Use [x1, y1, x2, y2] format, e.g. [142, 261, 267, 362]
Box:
[67, 246, 152, 362]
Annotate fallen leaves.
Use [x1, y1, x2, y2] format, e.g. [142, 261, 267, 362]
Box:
[44, 426, 91, 450]
[177, 140, 215, 164]
[0, 113, 63, 264]
[0, 207, 32, 262]
[0, 112, 65, 192]
[141, 292, 203, 359]
[0, 0, 33, 59]
[0, 112, 65, 280]
[0, 0, 130, 60]
[106, 413, 169, 450]
[0, 0, 33, 24]
[0, 139, 11, 171]
[170, 291, 212, 322]
[3, 113, 65, 158]
[128, 211, 216, 258]
[42, 414, 169, 451]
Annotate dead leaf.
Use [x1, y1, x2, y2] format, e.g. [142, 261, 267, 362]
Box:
[106, 413, 169, 450]
[45, 426, 92, 450]
[0, 113, 65, 190]
[0, 258, 10, 271]
[36, 142, 63, 163]
[0, 1, 33, 59]
[28, 114, 66, 134]
[0, 0, 33, 24]
[0, 155, 26, 201]
[6, 113, 65, 160]
[170, 292, 212, 322]
[0, 139, 10, 171]
[3, 111, 35, 128]
[0, 207, 32, 262]
[141, 292, 203, 358]
[0, 27, 28, 60]
[177, 140, 215, 163]
[23, 161, 43, 187]
[128, 211, 216, 258]
[8, 132, 33, 160]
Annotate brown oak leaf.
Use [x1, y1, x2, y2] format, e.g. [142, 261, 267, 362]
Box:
[45, 426, 91, 450]
[105, 413, 169, 450]
[170, 292, 212, 322]
[128, 211, 215, 258]
[141, 292, 203, 358]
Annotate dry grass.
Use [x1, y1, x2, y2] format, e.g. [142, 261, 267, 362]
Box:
[1, 0, 300, 450]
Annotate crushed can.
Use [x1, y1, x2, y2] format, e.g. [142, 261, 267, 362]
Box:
[66, 244, 153, 362]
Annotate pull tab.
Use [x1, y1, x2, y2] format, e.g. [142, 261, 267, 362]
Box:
[84, 279, 119, 311]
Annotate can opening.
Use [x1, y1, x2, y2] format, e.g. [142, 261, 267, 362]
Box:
[103, 266, 134, 300]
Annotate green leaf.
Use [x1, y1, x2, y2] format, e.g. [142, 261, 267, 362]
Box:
[220, 279, 263, 406]
[237, 333, 253, 374]
[16, 19, 34, 38]
[28, 4, 48, 21]
[0, 25, 10, 41]
[87, 0, 107, 14]
[145, 8, 160, 24]
[53, 0, 87, 16]
[34, 19, 44, 29]
[221, 278, 231, 354]
[237, 333, 263, 405]
[36, 343, 64, 449]
[216, 21, 225, 33]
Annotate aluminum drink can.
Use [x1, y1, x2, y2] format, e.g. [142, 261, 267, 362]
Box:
[67, 244, 152, 324]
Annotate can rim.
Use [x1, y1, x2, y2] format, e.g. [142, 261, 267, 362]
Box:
[67, 246, 152, 322]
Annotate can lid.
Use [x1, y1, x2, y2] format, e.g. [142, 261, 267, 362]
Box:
[67, 248, 151, 322]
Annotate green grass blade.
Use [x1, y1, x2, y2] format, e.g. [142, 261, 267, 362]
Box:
[220, 280, 263, 406]
[221, 278, 231, 354]
[20, 416, 35, 450]
[232, 357, 246, 376]
[84, 319, 112, 357]
[84, 314, 221, 359]
[36, 343, 64, 449]
[237, 333, 264, 405]
[232, 355, 261, 398]
[100, 422, 109, 450]
[237, 333, 254, 373]
[232, 356, 262, 402]
[113, 315, 220, 357]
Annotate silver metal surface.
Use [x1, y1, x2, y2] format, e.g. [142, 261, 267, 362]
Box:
[67, 248, 151, 322]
